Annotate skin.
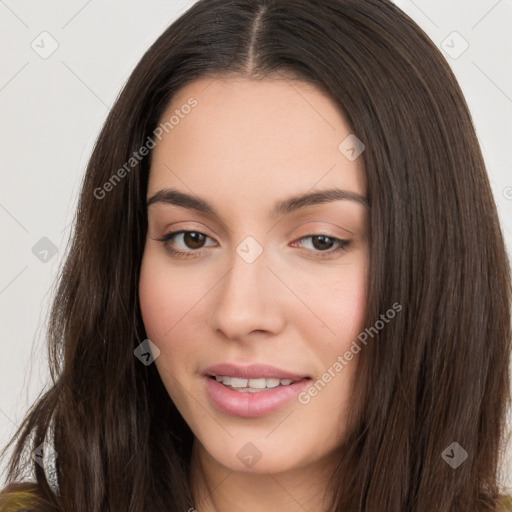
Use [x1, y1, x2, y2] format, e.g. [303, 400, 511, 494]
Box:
[139, 75, 369, 511]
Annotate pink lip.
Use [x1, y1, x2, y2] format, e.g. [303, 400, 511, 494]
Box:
[203, 363, 311, 418]
[204, 363, 308, 380]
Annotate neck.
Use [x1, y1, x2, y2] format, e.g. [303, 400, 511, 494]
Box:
[189, 439, 339, 512]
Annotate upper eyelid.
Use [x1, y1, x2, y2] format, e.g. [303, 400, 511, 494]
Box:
[180, 230, 216, 244]
[156, 227, 218, 243]
[154, 219, 353, 238]
[147, 205, 360, 238]
[154, 221, 224, 240]
[148, 209, 234, 237]
[156, 229, 216, 242]
[158, 229, 349, 248]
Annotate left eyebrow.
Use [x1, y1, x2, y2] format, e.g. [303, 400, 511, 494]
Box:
[270, 188, 369, 217]
[146, 187, 369, 217]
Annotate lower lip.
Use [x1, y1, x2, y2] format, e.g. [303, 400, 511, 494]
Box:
[205, 376, 310, 418]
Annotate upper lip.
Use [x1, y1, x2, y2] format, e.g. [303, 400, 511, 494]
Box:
[204, 363, 310, 380]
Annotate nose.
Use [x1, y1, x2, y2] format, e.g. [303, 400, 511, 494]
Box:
[209, 245, 286, 342]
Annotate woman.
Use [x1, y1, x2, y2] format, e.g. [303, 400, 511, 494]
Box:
[1, 0, 511, 510]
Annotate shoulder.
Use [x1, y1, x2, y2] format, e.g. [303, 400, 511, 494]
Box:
[0, 482, 57, 512]
[501, 494, 512, 511]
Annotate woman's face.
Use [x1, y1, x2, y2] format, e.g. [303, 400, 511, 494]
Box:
[139, 75, 369, 475]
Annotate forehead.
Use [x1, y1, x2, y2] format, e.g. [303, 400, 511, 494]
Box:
[148, 75, 366, 200]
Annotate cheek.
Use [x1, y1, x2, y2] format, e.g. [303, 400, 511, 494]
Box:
[139, 267, 171, 342]
[331, 271, 367, 336]
[138, 252, 197, 396]
[297, 261, 367, 345]
[139, 248, 202, 341]
[138, 247, 219, 387]
[298, 269, 366, 437]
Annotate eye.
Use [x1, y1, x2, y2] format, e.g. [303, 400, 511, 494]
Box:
[292, 234, 351, 257]
[154, 230, 351, 259]
[155, 230, 217, 257]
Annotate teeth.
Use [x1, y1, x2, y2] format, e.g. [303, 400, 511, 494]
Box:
[266, 378, 280, 388]
[248, 378, 266, 389]
[213, 375, 297, 389]
[230, 377, 248, 388]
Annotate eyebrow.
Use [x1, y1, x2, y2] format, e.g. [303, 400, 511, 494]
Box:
[147, 187, 369, 217]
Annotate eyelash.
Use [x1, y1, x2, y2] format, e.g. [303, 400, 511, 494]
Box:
[154, 230, 352, 259]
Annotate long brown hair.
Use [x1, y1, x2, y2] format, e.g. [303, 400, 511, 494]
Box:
[1, 0, 511, 510]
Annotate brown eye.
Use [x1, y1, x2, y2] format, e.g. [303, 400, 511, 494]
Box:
[155, 230, 217, 258]
[311, 235, 335, 251]
[183, 231, 206, 249]
[293, 234, 351, 258]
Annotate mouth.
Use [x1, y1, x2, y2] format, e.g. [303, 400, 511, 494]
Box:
[208, 375, 305, 393]
[203, 363, 312, 417]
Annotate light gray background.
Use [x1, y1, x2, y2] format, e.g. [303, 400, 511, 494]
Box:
[1, 0, 511, 490]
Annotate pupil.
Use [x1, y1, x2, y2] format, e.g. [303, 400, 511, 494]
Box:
[184, 232, 205, 249]
[313, 235, 333, 251]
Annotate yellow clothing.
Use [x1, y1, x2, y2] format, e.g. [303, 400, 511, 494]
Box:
[502, 494, 512, 511]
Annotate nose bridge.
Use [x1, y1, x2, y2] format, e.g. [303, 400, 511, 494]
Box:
[210, 237, 284, 338]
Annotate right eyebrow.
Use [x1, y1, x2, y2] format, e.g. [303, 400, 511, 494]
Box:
[147, 188, 215, 214]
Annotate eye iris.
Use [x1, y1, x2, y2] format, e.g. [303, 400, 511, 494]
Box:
[184, 232, 205, 249]
[312, 235, 334, 251]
